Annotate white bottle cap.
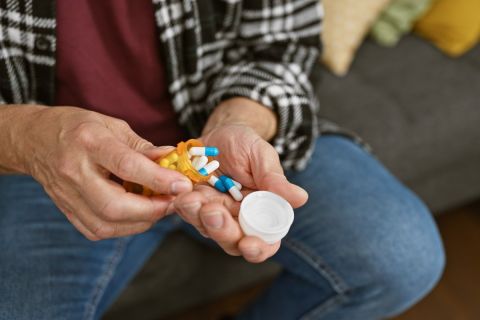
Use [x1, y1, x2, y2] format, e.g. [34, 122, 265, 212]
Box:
[239, 191, 294, 244]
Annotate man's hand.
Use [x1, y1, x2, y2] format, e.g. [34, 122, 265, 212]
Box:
[1, 105, 192, 240]
[174, 100, 308, 263]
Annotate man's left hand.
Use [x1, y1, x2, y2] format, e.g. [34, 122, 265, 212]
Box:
[173, 124, 308, 263]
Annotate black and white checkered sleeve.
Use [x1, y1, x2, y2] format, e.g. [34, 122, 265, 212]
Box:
[206, 0, 323, 170]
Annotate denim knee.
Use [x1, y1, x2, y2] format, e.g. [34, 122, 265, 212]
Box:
[283, 136, 445, 319]
[348, 198, 445, 317]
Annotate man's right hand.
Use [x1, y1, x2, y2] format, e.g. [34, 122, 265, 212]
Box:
[1, 105, 192, 240]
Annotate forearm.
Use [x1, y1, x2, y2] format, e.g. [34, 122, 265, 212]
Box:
[203, 97, 278, 141]
[0, 105, 46, 174]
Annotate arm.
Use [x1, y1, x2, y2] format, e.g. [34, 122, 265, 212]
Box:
[173, 0, 322, 262]
[0, 105, 46, 174]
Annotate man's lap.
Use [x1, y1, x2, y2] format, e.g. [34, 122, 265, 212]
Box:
[0, 136, 444, 320]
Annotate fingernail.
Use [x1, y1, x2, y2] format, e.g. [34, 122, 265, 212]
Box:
[243, 247, 261, 259]
[182, 202, 201, 216]
[170, 180, 191, 194]
[201, 211, 224, 229]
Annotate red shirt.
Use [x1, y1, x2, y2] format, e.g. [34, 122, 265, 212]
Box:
[55, 0, 186, 146]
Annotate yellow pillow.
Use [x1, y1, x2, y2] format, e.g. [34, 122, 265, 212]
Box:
[415, 0, 480, 57]
[321, 0, 392, 76]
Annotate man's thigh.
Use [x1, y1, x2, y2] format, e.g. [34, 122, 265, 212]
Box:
[0, 175, 176, 320]
[260, 136, 444, 319]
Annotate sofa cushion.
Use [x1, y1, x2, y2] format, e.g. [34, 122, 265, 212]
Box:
[414, 0, 480, 57]
[322, 0, 391, 75]
[314, 35, 480, 211]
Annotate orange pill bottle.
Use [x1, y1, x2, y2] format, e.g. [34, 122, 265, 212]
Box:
[124, 139, 211, 195]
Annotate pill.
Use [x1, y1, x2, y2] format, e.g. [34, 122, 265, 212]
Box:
[189, 146, 219, 157]
[159, 151, 178, 167]
[191, 156, 200, 168]
[232, 180, 242, 190]
[208, 175, 227, 193]
[166, 152, 179, 163]
[198, 160, 220, 176]
[220, 176, 243, 202]
[191, 156, 208, 170]
[168, 164, 177, 170]
[159, 159, 169, 168]
[219, 175, 242, 191]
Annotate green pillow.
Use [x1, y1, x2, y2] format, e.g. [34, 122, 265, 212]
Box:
[370, 0, 433, 47]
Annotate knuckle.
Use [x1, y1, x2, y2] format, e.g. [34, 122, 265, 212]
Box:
[92, 223, 115, 239]
[114, 119, 131, 130]
[115, 153, 136, 179]
[143, 199, 166, 222]
[151, 177, 167, 193]
[84, 232, 101, 241]
[72, 122, 96, 148]
[130, 137, 153, 152]
[100, 200, 120, 221]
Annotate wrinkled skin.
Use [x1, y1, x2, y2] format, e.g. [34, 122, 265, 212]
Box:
[174, 124, 308, 263]
[9, 105, 307, 263]
[21, 106, 193, 241]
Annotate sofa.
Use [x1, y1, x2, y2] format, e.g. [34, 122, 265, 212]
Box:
[104, 35, 480, 319]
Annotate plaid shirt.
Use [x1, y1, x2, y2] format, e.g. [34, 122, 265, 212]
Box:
[0, 0, 325, 170]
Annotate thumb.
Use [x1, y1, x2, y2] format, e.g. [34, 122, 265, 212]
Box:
[258, 172, 308, 209]
[251, 142, 308, 208]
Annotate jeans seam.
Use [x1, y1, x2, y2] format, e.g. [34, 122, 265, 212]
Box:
[283, 238, 351, 319]
[82, 237, 131, 320]
[301, 294, 348, 320]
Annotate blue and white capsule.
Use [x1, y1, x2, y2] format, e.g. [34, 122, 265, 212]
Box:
[219, 175, 242, 190]
[231, 178, 242, 190]
[208, 175, 227, 193]
[189, 146, 219, 157]
[219, 175, 243, 202]
[191, 156, 208, 170]
[198, 160, 220, 176]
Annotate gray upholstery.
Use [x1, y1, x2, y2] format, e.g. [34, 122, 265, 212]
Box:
[314, 36, 480, 211]
[104, 36, 480, 319]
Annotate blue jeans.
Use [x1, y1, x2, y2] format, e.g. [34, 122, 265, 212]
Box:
[0, 136, 445, 320]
